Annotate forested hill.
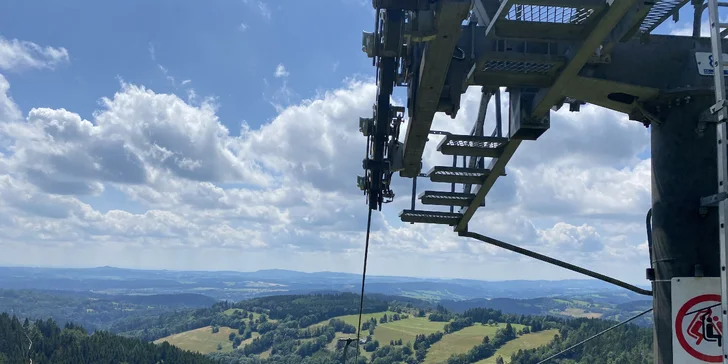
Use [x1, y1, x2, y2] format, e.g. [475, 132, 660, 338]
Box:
[0, 291, 654, 364]
[0, 313, 215, 364]
[0, 289, 217, 333]
[116, 292, 393, 342]
[509, 317, 652, 363]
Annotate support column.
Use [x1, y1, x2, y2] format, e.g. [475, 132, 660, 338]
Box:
[651, 96, 721, 363]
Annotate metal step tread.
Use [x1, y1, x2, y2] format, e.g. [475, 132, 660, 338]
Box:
[437, 134, 509, 157]
[426, 166, 491, 184]
[419, 191, 476, 206]
[638, 0, 689, 35]
[399, 210, 463, 225]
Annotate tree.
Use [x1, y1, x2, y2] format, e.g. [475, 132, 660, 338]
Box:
[496, 356, 505, 364]
[211, 326, 220, 334]
[228, 332, 236, 341]
[216, 343, 222, 351]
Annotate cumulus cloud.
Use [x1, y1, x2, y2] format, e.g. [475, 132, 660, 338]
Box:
[0, 37, 69, 71]
[0, 73, 652, 282]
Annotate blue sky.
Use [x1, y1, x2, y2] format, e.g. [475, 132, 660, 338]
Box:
[0, 1, 705, 283]
[0, 0, 373, 131]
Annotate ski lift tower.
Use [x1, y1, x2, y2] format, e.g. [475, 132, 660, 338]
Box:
[357, 0, 728, 362]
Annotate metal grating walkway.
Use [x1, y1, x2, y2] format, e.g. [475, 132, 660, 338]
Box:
[505, 5, 595, 24]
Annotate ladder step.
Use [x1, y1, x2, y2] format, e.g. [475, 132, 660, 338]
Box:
[399, 210, 463, 225]
[437, 134, 509, 158]
[426, 166, 491, 184]
[419, 191, 477, 206]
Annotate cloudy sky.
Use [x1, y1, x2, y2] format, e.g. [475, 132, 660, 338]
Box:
[0, 1, 707, 284]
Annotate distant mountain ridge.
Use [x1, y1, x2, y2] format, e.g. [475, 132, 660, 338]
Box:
[0, 265, 650, 302]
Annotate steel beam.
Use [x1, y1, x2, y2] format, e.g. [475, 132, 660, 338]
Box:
[500, 0, 607, 7]
[456, 139, 522, 232]
[400, 0, 473, 178]
[460, 231, 652, 296]
[491, 21, 586, 42]
[473, 72, 555, 88]
[530, 0, 641, 118]
[372, 0, 434, 10]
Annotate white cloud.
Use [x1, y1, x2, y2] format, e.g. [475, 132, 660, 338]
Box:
[239, 23, 249, 32]
[0, 73, 653, 283]
[0, 37, 69, 71]
[242, 0, 272, 19]
[274, 63, 289, 78]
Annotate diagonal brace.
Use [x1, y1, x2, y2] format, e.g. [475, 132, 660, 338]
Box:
[459, 231, 653, 296]
[531, 0, 641, 118]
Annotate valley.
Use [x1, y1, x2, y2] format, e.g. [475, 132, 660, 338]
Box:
[0, 266, 654, 363]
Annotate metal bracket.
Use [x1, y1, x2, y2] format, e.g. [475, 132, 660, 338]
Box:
[635, 102, 662, 126]
[700, 192, 728, 216]
[702, 192, 728, 207]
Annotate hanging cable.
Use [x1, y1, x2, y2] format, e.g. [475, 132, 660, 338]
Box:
[646, 208, 653, 269]
[354, 208, 374, 362]
[536, 308, 653, 364]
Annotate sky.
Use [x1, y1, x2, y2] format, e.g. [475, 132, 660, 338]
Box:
[0, 1, 712, 284]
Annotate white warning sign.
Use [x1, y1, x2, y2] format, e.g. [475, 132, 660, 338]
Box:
[672, 277, 723, 363]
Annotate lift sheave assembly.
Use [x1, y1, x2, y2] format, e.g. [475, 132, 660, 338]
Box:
[352, 0, 728, 363]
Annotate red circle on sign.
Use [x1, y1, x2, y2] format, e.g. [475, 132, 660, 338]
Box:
[675, 294, 722, 362]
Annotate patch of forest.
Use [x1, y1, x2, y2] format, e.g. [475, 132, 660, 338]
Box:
[0, 313, 216, 364]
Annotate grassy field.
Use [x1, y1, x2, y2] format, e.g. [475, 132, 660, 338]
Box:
[155, 326, 239, 353]
[315, 311, 400, 328]
[476, 329, 559, 364]
[559, 308, 602, 319]
[155, 326, 260, 354]
[424, 324, 525, 364]
[374, 317, 449, 345]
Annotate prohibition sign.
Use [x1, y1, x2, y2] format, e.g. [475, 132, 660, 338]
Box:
[675, 294, 723, 362]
